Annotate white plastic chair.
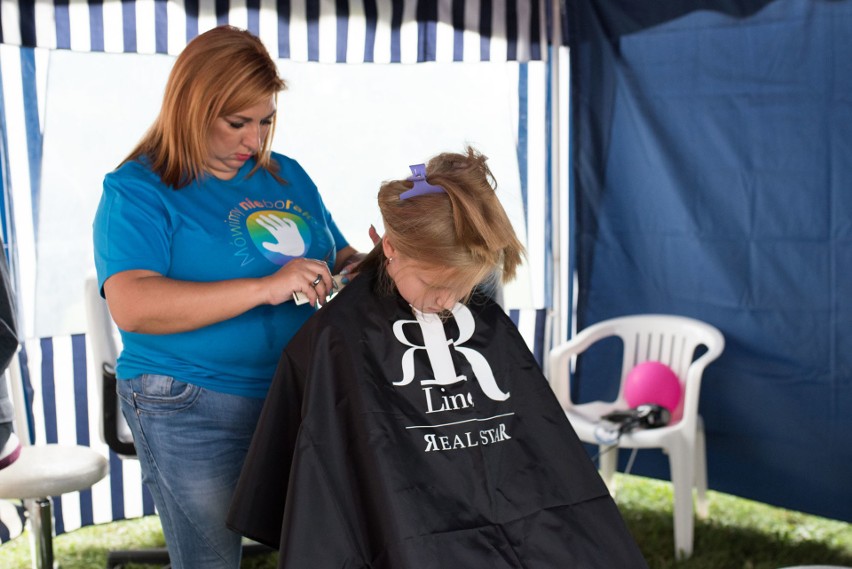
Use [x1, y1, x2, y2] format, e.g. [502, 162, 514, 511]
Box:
[0, 353, 109, 569]
[84, 277, 136, 458]
[548, 314, 724, 559]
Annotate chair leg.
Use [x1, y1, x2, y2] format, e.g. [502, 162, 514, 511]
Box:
[106, 547, 171, 568]
[668, 442, 695, 560]
[26, 497, 54, 569]
[694, 423, 709, 519]
[104, 536, 274, 568]
[598, 444, 618, 495]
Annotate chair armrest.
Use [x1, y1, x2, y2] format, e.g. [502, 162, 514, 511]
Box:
[548, 327, 612, 410]
[679, 327, 725, 427]
[101, 366, 137, 457]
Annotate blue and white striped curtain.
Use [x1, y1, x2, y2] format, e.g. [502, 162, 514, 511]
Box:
[0, 0, 564, 543]
[1, 0, 547, 61]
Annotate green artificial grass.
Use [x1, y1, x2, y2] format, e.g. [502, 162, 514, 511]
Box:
[615, 475, 852, 568]
[0, 474, 850, 568]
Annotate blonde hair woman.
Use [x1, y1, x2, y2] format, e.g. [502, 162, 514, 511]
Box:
[229, 148, 647, 568]
[93, 26, 362, 568]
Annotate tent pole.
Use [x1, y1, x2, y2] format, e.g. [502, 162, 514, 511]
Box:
[546, 0, 565, 374]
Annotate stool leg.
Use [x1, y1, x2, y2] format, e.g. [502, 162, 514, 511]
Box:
[25, 497, 54, 569]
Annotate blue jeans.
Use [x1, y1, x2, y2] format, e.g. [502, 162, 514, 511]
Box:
[117, 375, 265, 569]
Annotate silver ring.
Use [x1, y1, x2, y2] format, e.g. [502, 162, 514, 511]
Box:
[311, 274, 322, 287]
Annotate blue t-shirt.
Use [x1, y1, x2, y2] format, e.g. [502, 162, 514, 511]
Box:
[93, 153, 349, 398]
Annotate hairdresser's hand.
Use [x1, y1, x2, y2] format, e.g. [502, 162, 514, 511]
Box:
[338, 225, 382, 283]
[368, 224, 381, 246]
[257, 214, 307, 257]
[264, 256, 332, 307]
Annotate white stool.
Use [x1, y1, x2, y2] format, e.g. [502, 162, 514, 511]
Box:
[0, 444, 108, 568]
[0, 352, 111, 568]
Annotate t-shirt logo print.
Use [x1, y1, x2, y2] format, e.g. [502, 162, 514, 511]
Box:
[247, 211, 310, 264]
[392, 304, 510, 415]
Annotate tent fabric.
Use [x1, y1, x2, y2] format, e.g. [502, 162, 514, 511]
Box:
[0, 0, 548, 62]
[567, 0, 852, 521]
[0, 0, 560, 543]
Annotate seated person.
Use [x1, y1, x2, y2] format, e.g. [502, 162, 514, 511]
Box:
[227, 147, 648, 568]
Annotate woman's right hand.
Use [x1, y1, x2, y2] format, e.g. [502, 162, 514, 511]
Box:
[263, 256, 333, 307]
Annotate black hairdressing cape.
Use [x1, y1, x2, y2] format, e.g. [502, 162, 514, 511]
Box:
[227, 269, 647, 569]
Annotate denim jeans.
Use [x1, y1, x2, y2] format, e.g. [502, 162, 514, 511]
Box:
[117, 374, 265, 569]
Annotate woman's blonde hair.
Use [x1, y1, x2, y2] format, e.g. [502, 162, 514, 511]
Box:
[366, 146, 525, 297]
[121, 25, 287, 188]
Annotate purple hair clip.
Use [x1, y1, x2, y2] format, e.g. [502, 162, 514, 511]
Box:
[399, 164, 446, 200]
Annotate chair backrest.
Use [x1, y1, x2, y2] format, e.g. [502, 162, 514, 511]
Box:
[6, 353, 31, 445]
[83, 277, 136, 457]
[551, 314, 724, 427]
[601, 315, 724, 402]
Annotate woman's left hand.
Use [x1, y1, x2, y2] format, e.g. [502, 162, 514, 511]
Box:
[336, 251, 365, 284]
[334, 225, 381, 282]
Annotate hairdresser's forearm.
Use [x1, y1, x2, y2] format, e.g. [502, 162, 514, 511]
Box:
[103, 270, 277, 334]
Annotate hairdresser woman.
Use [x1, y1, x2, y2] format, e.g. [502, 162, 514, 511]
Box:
[92, 26, 360, 569]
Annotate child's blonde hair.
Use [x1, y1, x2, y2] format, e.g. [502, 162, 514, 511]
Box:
[366, 146, 525, 297]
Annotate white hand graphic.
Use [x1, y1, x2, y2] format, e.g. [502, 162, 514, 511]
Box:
[256, 213, 307, 257]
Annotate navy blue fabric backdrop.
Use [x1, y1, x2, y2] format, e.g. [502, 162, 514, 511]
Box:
[567, 0, 852, 521]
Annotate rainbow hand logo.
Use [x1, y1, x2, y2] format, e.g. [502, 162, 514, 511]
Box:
[249, 211, 310, 264]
